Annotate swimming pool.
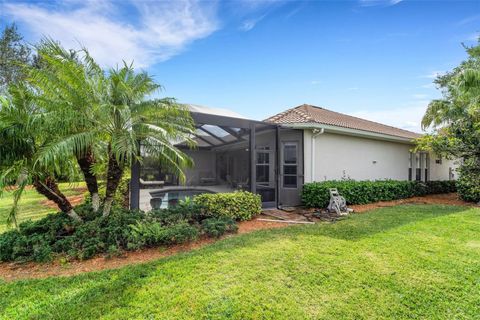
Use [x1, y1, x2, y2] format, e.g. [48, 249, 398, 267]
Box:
[149, 189, 214, 209]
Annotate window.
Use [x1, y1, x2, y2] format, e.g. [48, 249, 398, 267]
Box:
[408, 152, 413, 181]
[424, 153, 429, 182]
[283, 143, 298, 188]
[415, 153, 421, 181]
[256, 151, 270, 185]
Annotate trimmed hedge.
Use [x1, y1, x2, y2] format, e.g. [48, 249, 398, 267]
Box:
[302, 180, 457, 208]
[194, 191, 262, 221]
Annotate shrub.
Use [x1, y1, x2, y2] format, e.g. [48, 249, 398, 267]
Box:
[456, 159, 480, 203]
[201, 217, 238, 238]
[0, 207, 146, 262]
[0, 230, 21, 261]
[0, 194, 245, 263]
[302, 180, 458, 208]
[150, 197, 203, 225]
[194, 191, 262, 221]
[424, 180, 457, 195]
[127, 221, 198, 248]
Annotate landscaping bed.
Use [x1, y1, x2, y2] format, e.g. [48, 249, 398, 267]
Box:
[0, 193, 474, 282]
[0, 191, 261, 264]
[0, 217, 286, 282]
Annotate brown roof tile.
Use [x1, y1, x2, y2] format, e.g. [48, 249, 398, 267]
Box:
[265, 104, 421, 140]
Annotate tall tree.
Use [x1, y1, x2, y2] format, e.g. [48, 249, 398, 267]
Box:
[100, 64, 196, 215]
[27, 39, 103, 211]
[0, 85, 81, 224]
[28, 45, 197, 216]
[0, 23, 31, 89]
[417, 40, 480, 202]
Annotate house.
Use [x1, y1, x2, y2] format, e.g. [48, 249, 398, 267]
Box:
[130, 104, 457, 211]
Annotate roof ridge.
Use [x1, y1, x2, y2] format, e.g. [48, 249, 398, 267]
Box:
[265, 105, 308, 122]
[292, 106, 313, 122]
[303, 104, 420, 135]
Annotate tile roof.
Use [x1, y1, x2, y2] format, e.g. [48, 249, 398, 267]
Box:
[265, 104, 421, 140]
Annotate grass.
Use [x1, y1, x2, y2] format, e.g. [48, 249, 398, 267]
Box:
[0, 182, 86, 233]
[1, 204, 480, 319]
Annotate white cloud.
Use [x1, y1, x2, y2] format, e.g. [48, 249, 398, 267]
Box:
[467, 32, 480, 41]
[347, 87, 359, 91]
[240, 15, 266, 31]
[456, 14, 480, 26]
[311, 80, 321, 85]
[420, 71, 443, 79]
[2, 0, 218, 68]
[358, 0, 403, 7]
[420, 83, 435, 89]
[348, 103, 429, 133]
[412, 94, 428, 99]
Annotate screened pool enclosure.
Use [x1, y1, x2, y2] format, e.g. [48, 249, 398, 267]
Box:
[130, 106, 304, 211]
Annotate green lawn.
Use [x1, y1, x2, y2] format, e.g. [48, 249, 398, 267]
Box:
[1, 204, 480, 319]
[0, 182, 86, 233]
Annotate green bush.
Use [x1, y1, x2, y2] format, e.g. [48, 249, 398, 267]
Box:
[424, 180, 457, 195]
[201, 217, 238, 238]
[0, 199, 218, 263]
[194, 191, 262, 221]
[150, 197, 202, 225]
[127, 221, 198, 249]
[456, 159, 480, 203]
[302, 180, 458, 208]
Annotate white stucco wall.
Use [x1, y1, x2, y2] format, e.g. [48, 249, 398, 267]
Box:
[429, 154, 459, 181]
[303, 130, 455, 182]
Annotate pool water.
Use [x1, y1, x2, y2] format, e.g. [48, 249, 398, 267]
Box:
[149, 189, 214, 209]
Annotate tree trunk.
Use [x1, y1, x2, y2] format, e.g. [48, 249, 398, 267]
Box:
[103, 151, 123, 216]
[33, 176, 82, 222]
[76, 150, 100, 212]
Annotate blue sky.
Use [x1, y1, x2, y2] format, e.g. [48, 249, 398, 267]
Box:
[1, 0, 479, 132]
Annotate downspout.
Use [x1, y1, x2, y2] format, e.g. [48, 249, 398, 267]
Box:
[311, 128, 324, 182]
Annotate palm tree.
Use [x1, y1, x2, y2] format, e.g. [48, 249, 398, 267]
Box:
[30, 59, 197, 216]
[422, 44, 480, 130]
[27, 39, 104, 212]
[0, 85, 81, 224]
[100, 64, 196, 215]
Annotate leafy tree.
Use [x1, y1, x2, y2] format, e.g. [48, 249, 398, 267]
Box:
[417, 40, 480, 202]
[27, 39, 104, 212]
[0, 85, 81, 224]
[26, 41, 197, 216]
[1, 38, 196, 223]
[99, 64, 196, 215]
[0, 23, 31, 89]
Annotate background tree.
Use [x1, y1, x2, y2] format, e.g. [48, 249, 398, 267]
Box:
[417, 40, 480, 202]
[0, 23, 31, 89]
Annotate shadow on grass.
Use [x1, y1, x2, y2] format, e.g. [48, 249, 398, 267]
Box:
[0, 204, 473, 319]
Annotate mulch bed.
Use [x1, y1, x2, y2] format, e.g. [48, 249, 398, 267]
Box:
[349, 193, 474, 213]
[0, 193, 475, 282]
[0, 218, 287, 282]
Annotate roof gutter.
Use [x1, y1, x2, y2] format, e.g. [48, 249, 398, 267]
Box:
[279, 123, 417, 145]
